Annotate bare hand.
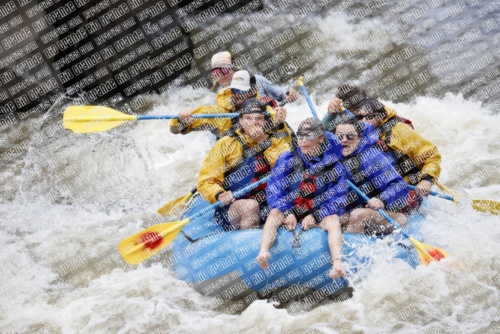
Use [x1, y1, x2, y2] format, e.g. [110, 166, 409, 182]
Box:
[416, 180, 432, 197]
[329, 260, 346, 279]
[218, 191, 235, 205]
[366, 198, 384, 210]
[284, 213, 297, 231]
[275, 107, 287, 124]
[301, 214, 316, 230]
[256, 252, 271, 269]
[286, 89, 298, 103]
[178, 109, 193, 122]
[327, 98, 343, 114]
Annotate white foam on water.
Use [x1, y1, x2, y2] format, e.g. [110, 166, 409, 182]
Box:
[2, 85, 500, 333]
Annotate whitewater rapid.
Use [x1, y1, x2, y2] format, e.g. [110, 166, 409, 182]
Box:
[1, 90, 499, 333]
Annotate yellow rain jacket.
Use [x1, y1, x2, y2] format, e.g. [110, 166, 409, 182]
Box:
[197, 131, 290, 204]
[170, 88, 294, 146]
[379, 107, 441, 185]
[170, 88, 233, 136]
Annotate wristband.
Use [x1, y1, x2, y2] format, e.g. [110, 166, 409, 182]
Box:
[420, 174, 435, 184]
[283, 210, 294, 219]
[331, 258, 342, 266]
[215, 191, 224, 201]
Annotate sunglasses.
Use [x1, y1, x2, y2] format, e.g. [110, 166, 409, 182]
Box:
[361, 114, 378, 121]
[211, 67, 232, 77]
[297, 132, 318, 141]
[336, 133, 358, 141]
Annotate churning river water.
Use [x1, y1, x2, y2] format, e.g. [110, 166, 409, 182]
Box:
[1, 0, 500, 333]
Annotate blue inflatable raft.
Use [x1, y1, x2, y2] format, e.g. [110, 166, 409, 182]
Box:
[172, 194, 424, 304]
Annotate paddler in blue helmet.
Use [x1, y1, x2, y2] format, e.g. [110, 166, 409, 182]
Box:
[171, 70, 295, 146]
[257, 118, 350, 280]
[197, 98, 290, 230]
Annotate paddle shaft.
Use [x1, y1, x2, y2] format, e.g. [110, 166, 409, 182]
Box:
[298, 81, 408, 236]
[185, 175, 270, 221]
[343, 108, 355, 117]
[346, 180, 412, 239]
[297, 77, 319, 119]
[408, 185, 454, 201]
[68, 113, 254, 122]
[298, 77, 354, 120]
[299, 81, 448, 264]
[138, 113, 273, 120]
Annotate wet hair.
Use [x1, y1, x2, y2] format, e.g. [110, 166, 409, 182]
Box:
[335, 83, 367, 109]
[238, 98, 266, 114]
[298, 117, 326, 137]
[335, 117, 365, 135]
[353, 98, 385, 114]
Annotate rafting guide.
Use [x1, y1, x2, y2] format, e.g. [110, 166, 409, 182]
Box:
[209, 51, 298, 103]
[170, 69, 295, 145]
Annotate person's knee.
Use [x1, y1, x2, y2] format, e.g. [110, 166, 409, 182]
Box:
[269, 208, 282, 216]
[348, 212, 366, 229]
[230, 199, 257, 215]
[351, 208, 370, 219]
[321, 215, 340, 231]
[350, 208, 363, 217]
[393, 213, 408, 227]
[265, 209, 284, 227]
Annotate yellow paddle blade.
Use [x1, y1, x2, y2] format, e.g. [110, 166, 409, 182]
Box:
[63, 105, 137, 133]
[438, 182, 499, 214]
[157, 192, 194, 216]
[118, 219, 189, 265]
[472, 199, 500, 215]
[409, 236, 449, 266]
[297, 76, 304, 87]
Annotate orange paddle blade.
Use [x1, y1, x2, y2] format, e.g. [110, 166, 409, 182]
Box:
[409, 237, 448, 266]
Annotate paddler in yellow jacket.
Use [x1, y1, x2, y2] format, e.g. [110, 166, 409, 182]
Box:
[197, 98, 290, 230]
[170, 70, 294, 146]
[323, 84, 441, 197]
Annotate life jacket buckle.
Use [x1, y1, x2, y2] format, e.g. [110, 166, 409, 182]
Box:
[291, 229, 304, 249]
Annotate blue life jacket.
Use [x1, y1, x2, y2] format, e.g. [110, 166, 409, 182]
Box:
[340, 124, 415, 212]
[267, 132, 351, 222]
